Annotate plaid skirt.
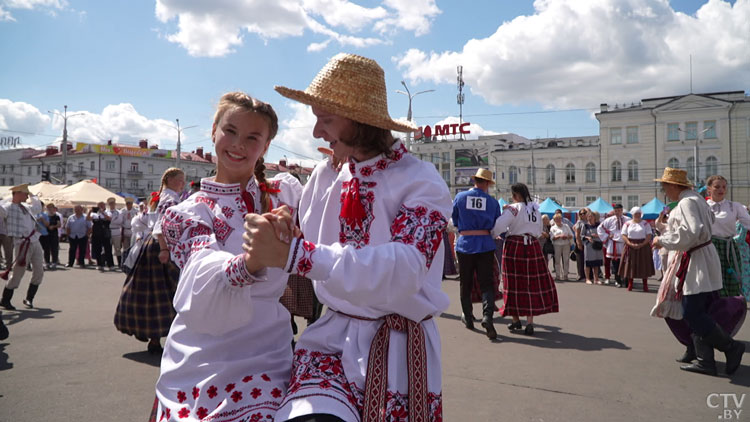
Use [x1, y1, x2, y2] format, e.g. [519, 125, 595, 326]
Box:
[618, 239, 655, 279]
[114, 236, 180, 340]
[713, 236, 743, 297]
[500, 235, 559, 317]
[280, 274, 316, 319]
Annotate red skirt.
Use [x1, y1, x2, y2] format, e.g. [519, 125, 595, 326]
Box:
[500, 235, 559, 317]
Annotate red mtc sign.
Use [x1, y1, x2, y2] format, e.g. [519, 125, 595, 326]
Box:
[415, 122, 471, 140]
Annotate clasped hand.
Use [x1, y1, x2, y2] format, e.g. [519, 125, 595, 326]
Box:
[242, 206, 301, 274]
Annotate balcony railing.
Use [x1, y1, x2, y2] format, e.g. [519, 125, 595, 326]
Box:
[127, 170, 143, 178]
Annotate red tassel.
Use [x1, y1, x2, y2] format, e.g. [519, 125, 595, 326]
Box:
[259, 182, 281, 194]
[340, 178, 366, 228]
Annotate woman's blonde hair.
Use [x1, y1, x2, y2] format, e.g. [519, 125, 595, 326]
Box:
[160, 167, 184, 194]
[213, 92, 279, 213]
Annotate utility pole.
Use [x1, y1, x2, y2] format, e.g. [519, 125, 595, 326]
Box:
[48, 105, 83, 184]
[395, 81, 434, 151]
[457, 66, 465, 141]
[172, 118, 197, 168]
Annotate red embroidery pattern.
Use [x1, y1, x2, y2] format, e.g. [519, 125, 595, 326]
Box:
[212, 216, 233, 245]
[290, 240, 316, 277]
[390, 205, 447, 269]
[221, 206, 235, 219]
[159, 374, 279, 422]
[356, 143, 407, 178]
[502, 204, 518, 216]
[194, 196, 217, 209]
[225, 254, 255, 287]
[339, 179, 377, 249]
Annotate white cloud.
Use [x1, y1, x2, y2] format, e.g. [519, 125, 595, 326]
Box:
[272, 102, 327, 167]
[0, 99, 51, 134]
[154, 0, 440, 57]
[47, 103, 188, 148]
[0, 0, 66, 21]
[395, 0, 750, 109]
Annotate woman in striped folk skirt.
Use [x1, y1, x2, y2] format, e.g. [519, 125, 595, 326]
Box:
[618, 207, 655, 292]
[494, 183, 559, 336]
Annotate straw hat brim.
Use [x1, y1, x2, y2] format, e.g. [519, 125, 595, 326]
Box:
[653, 177, 693, 187]
[471, 175, 496, 185]
[275, 86, 417, 133]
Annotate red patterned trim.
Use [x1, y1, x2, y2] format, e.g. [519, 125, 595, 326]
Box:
[288, 238, 316, 277]
[390, 205, 447, 269]
[502, 204, 518, 216]
[339, 179, 376, 248]
[354, 143, 408, 178]
[224, 254, 256, 287]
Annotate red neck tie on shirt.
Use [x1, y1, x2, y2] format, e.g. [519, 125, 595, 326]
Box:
[240, 190, 255, 215]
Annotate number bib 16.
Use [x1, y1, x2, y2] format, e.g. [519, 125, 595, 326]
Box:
[466, 196, 486, 211]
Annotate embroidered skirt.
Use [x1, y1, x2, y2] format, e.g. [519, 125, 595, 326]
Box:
[114, 235, 180, 340]
[618, 239, 655, 279]
[713, 236, 743, 297]
[500, 235, 559, 317]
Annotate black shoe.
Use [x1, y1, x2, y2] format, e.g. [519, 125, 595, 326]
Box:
[0, 312, 8, 341]
[680, 334, 717, 376]
[461, 314, 475, 330]
[507, 320, 522, 331]
[676, 344, 697, 363]
[481, 316, 497, 340]
[703, 325, 745, 375]
[147, 341, 164, 355]
[65, 263, 73, 268]
[724, 341, 745, 375]
[22, 299, 33, 308]
[0, 288, 15, 311]
[524, 324, 534, 336]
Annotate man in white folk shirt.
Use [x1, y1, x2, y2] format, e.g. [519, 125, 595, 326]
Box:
[0, 184, 46, 310]
[119, 197, 138, 268]
[652, 168, 744, 376]
[104, 197, 124, 269]
[598, 203, 630, 287]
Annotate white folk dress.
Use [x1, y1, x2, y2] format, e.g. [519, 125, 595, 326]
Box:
[597, 215, 631, 259]
[276, 141, 452, 422]
[155, 174, 302, 422]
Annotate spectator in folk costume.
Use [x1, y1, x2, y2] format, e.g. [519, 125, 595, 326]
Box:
[119, 197, 138, 266]
[144, 92, 302, 422]
[619, 207, 655, 292]
[0, 184, 45, 310]
[598, 203, 631, 287]
[494, 183, 559, 336]
[452, 168, 501, 340]
[705, 175, 750, 298]
[65, 205, 91, 268]
[104, 197, 124, 268]
[651, 168, 744, 376]
[243, 53, 452, 422]
[114, 168, 184, 355]
[550, 212, 574, 281]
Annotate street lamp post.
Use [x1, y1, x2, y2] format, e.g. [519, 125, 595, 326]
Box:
[677, 126, 710, 184]
[48, 105, 84, 184]
[395, 81, 434, 151]
[170, 118, 197, 168]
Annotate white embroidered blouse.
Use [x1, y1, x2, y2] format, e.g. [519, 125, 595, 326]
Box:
[706, 199, 750, 238]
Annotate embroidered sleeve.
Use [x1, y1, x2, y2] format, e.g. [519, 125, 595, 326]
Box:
[390, 205, 447, 269]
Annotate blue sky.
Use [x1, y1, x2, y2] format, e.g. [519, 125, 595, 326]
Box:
[0, 0, 747, 166]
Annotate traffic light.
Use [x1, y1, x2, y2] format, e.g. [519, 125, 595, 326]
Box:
[41, 170, 50, 182]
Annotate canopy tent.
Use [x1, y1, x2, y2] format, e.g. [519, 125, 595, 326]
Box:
[539, 197, 568, 215]
[46, 180, 126, 208]
[0, 186, 11, 199]
[29, 181, 68, 199]
[586, 197, 614, 215]
[638, 197, 667, 220]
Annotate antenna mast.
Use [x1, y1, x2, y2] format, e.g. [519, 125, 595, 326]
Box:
[457, 65, 465, 140]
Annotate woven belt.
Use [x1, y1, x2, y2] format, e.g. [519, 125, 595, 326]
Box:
[333, 310, 431, 422]
[459, 230, 490, 236]
[675, 240, 713, 296]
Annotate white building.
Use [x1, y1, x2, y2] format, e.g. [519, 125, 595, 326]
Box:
[0, 148, 39, 187]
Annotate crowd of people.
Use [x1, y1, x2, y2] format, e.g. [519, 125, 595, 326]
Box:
[0, 52, 749, 422]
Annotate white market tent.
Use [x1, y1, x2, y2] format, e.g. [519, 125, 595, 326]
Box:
[46, 180, 126, 208]
[28, 181, 68, 199]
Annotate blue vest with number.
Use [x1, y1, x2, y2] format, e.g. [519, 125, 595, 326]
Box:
[452, 188, 501, 254]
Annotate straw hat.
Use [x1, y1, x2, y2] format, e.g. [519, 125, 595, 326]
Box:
[10, 184, 31, 195]
[654, 167, 693, 187]
[275, 53, 416, 133]
[471, 168, 495, 185]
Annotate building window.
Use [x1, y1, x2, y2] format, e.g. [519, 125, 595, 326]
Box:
[9, 165, 13, 172]
[130, 180, 138, 189]
[9, 177, 14, 185]
[147, 180, 154, 190]
[585, 196, 597, 205]
[705, 156, 718, 177]
[78, 162, 84, 172]
[1, 165, 5, 173]
[130, 162, 139, 172]
[627, 195, 639, 210]
[509, 166, 518, 184]
[442, 152, 450, 163]
[545, 164, 556, 184]
[90, 161, 95, 170]
[565, 163, 575, 183]
[612, 195, 622, 206]
[565, 196, 576, 207]
[703, 120, 716, 139]
[667, 157, 679, 169]
[527, 166, 535, 185]
[626, 126, 638, 144]
[667, 123, 680, 141]
[148, 164, 154, 174]
[585, 162, 596, 183]
[685, 122, 698, 140]
[610, 127, 622, 145]
[36, 165, 40, 175]
[611, 161, 622, 182]
[442, 169, 450, 184]
[627, 160, 639, 181]
[106, 161, 115, 171]
[27, 166, 31, 176]
[431, 152, 440, 164]
[687, 157, 695, 182]
[105, 178, 114, 188]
